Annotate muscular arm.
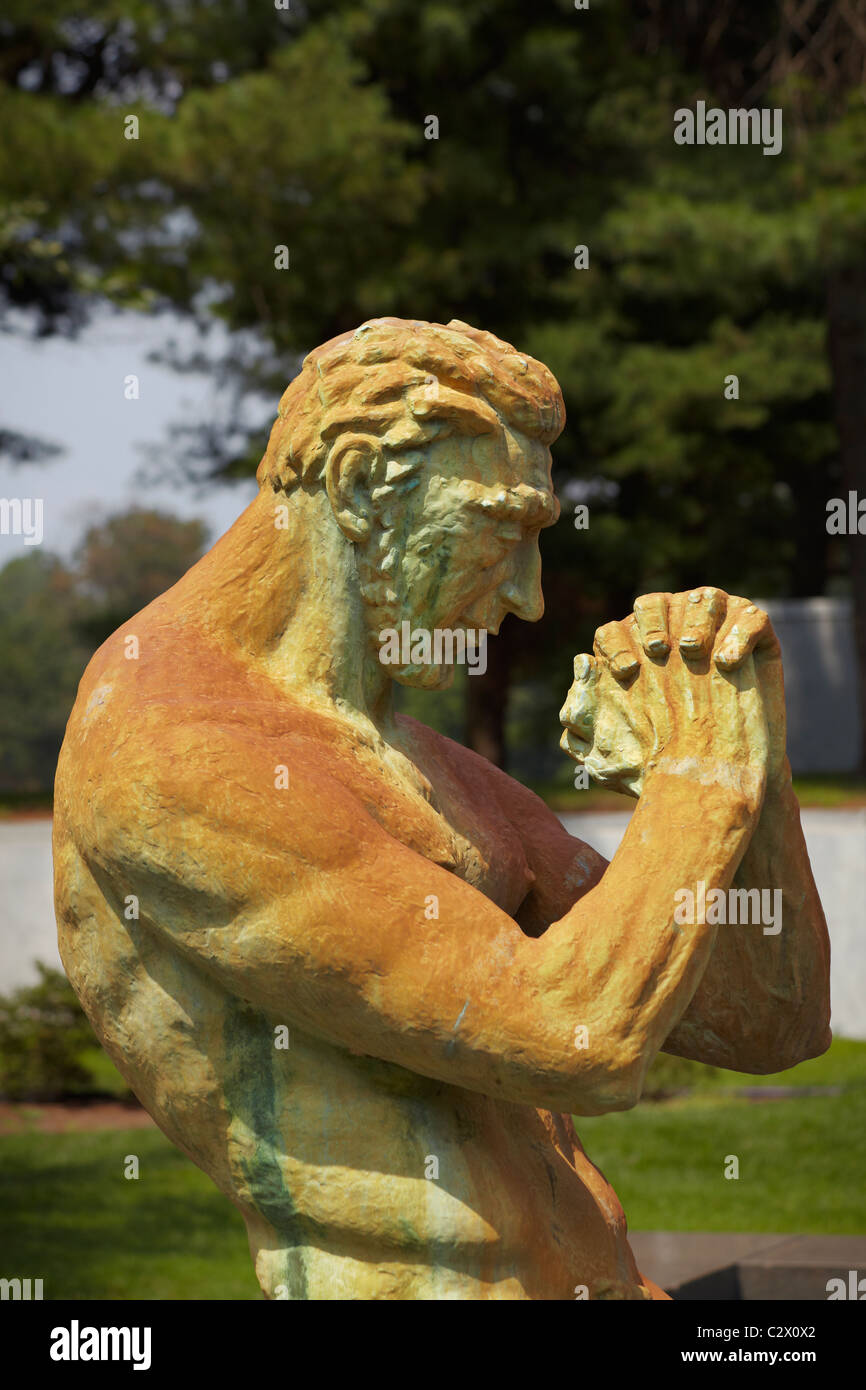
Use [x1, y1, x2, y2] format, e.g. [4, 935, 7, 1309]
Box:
[83, 718, 756, 1118]
[498, 769, 829, 1074]
[511, 768, 833, 1073]
[663, 763, 831, 1071]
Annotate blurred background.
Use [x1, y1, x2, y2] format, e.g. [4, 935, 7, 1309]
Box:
[1, 0, 864, 1299]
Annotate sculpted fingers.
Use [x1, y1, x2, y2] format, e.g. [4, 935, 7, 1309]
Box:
[714, 599, 780, 671]
[713, 599, 785, 779]
[573, 652, 596, 684]
[560, 654, 647, 795]
[585, 707, 645, 795]
[559, 653, 598, 757]
[594, 621, 640, 681]
[632, 593, 671, 657]
[678, 586, 727, 659]
[714, 654, 770, 792]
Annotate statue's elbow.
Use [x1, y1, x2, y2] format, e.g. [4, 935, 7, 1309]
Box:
[571, 1056, 643, 1116]
[789, 1021, 833, 1069]
[760, 1017, 832, 1074]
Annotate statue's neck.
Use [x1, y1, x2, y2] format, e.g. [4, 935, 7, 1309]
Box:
[174, 488, 398, 737]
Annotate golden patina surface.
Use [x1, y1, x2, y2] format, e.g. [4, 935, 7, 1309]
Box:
[54, 318, 830, 1300]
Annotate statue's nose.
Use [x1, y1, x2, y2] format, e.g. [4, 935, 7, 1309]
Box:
[498, 541, 544, 622]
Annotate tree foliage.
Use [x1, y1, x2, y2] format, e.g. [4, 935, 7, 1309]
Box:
[1, 1, 864, 765]
[0, 508, 208, 788]
[75, 506, 208, 643]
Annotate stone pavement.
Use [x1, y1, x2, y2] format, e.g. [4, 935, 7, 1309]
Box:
[631, 1231, 866, 1299]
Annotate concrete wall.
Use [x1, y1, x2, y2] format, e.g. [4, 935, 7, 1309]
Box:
[758, 597, 861, 774]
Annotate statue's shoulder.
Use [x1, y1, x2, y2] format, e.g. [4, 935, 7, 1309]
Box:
[56, 622, 357, 856]
[64, 615, 285, 741]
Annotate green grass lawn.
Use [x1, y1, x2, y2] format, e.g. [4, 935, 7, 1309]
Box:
[577, 1088, 866, 1235]
[579, 1038, 866, 1234]
[1, 1039, 862, 1298]
[0, 1127, 258, 1300]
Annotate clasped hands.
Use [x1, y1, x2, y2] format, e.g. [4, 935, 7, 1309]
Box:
[560, 589, 786, 814]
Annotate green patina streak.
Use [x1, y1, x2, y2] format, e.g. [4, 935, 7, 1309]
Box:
[222, 1003, 308, 1300]
[399, 1217, 421, 1246]
[420, 540, 453, 617]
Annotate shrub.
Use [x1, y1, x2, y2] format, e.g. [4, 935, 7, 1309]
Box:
[0, 964, 122, 1101]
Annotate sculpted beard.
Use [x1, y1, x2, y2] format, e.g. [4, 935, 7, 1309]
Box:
[357, 501, 458, 691]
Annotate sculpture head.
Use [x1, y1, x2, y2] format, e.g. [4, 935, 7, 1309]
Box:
[257, 317, 564, 688]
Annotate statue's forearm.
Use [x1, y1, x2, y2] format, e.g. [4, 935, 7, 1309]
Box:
[542, 769, 760, 1109]
[662, 762, 832, 1073]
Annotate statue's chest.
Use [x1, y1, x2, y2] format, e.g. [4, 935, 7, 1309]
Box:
[351, 746, 536, 919]
[408, 799, 529, 913]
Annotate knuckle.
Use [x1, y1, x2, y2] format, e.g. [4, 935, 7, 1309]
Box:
[634, 591, 665, 614]
[742, 610, 769, 638]
[595, 622, 625, 652]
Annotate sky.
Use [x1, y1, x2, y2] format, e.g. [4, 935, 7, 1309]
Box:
[0, 308, 261, 561]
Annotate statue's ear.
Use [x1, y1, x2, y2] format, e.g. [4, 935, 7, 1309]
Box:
[324, 435, 382, 542]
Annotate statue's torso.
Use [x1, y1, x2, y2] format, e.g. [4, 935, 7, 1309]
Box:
[54, 623, 653, 1300]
